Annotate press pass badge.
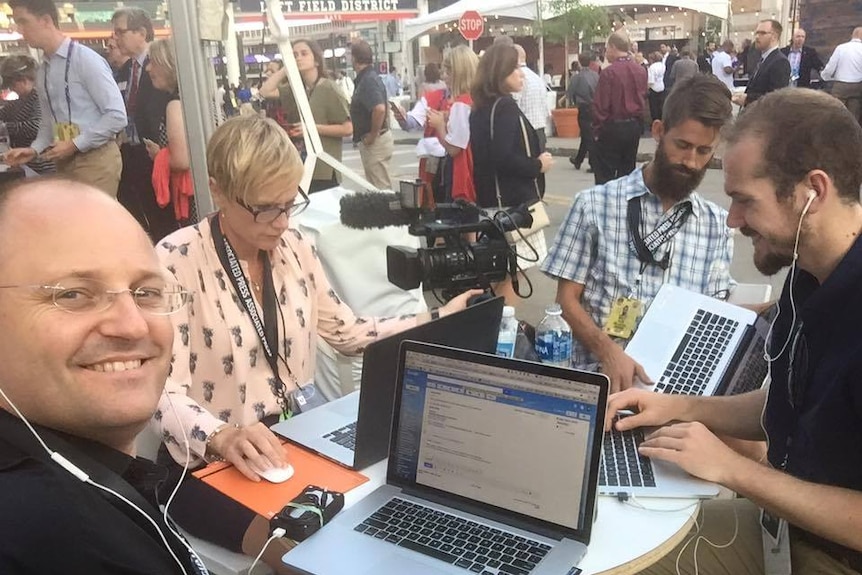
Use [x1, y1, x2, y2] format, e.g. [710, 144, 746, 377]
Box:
[760, 509, 791, 575]
[53, 122, 80, 143]
[288, 383, 326, 415]
[603, 297, 643, 339]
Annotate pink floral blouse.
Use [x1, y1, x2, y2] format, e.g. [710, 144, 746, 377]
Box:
[154, 217, 418, 464]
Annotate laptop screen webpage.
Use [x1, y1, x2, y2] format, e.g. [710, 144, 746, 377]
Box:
[392, 348, 602, 533]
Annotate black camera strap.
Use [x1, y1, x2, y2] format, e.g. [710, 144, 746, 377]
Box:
[211, 214, 293, 418]
[627, 195, 692, 271]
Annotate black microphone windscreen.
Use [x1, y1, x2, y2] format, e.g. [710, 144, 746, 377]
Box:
[339, 192, 415, 230]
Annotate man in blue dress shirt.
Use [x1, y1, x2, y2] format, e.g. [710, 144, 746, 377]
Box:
[5, 0, 126, 196]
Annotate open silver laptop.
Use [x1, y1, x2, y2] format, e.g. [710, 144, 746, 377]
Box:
[598, 413, 720, 498]
[283, 341, 609, 575]
[599, 284, 775, 498]
[626, 283, 766, 397]
[271, 298, 504, 469]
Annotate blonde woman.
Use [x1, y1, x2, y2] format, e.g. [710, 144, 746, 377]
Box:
[426, 45, 479, 202]
[154, 116, 477, 572]
[144, 37, 195, 226]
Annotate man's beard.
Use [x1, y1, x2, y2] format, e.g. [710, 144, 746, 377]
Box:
[740, 226, 795, 276]
[652, 140, 709, 203]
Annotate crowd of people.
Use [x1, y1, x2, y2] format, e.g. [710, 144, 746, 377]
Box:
[561, 19, 862, 187]
[1, 5, 862, 574]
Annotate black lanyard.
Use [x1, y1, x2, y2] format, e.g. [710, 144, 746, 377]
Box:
[627, 195, 692, 271]
[210, 215, 292, 417]
[44, 40, 75, 124]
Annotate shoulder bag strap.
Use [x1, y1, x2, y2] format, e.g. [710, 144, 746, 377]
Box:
[518, 114, 542, 202]
[490, 98, 504, 209]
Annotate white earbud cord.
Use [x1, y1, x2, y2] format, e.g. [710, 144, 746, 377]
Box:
[0, 386, 192, 575]
[762, 198, 810, 364]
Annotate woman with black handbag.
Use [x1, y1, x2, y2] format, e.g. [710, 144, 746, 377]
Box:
[470, 43, 554, 305]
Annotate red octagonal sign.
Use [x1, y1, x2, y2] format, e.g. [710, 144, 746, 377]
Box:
[458, 10, 484, 41]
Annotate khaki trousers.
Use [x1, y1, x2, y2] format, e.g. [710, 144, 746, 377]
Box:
[358, 129, 394, 190]
[831, 81, 862, 125]
[55, 141, 122, 197]
[640, 499, 860, 575]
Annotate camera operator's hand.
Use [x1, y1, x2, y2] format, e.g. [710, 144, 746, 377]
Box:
[437, 289, 485, 319]
[538, 152, 554, 173]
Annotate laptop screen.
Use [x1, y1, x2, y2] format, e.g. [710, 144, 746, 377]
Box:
[390, 343, 606, 538]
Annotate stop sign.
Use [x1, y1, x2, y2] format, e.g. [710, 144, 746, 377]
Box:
[458, 10, 484, 42]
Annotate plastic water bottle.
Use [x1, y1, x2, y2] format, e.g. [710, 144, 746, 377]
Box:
[535, 303, 573, 367]
[495, 306, 518, 358]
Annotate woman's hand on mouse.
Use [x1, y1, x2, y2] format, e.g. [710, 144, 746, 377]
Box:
[207, 421, 288, 481]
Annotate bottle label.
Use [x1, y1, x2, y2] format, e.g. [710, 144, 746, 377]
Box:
[535, 331, 572, 366]
[496, 340, 515, 358]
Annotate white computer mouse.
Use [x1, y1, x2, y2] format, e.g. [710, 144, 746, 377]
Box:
[252, 463, 295, 484]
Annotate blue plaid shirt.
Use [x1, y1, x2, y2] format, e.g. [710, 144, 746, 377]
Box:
[541, 168, 735, 368]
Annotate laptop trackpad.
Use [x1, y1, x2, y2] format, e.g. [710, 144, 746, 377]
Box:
[368, 554, 450, 575]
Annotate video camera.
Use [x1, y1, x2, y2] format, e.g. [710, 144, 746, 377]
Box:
[339, 179, 533, 301]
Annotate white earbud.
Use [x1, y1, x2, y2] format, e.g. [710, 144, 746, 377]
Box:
[801, 189, 816, 218]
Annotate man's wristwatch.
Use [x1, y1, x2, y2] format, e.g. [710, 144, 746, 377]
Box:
[430, 307, 440, 320]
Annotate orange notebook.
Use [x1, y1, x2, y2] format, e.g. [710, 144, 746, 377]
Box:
[193, 442, 369, 518]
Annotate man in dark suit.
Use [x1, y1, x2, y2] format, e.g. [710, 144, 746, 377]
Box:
[740, 19, 791, 109]
[112, 7, 176, 242]
[780, 28, 824, 88]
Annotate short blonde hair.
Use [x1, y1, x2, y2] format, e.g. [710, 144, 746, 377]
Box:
[148, 38, 177, 90]
[206, 115, 304, 205]
[444, 45, 479, 98]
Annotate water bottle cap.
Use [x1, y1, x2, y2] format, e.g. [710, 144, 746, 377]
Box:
[502, 306, 515, 318]
[544, 303, 562, 315]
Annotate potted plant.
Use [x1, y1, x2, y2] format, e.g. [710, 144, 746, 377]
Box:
[540, 0, 610, 137]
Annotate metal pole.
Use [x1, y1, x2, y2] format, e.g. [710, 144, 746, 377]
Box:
[166, 0, 216, 215]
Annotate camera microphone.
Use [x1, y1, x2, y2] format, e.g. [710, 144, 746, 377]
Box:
[339, 191, 416, 230]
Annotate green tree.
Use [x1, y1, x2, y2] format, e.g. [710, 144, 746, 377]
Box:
[540, 0, 611, 46]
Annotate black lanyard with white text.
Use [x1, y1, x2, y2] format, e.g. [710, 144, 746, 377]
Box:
[210, 214, 292, 417]
[627, 195, 692, 271]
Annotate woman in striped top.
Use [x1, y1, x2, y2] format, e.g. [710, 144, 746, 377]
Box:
[0, 55, 54, 174]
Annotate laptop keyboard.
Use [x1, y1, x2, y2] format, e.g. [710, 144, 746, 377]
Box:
[654, 309, 739, 396]
[323, 421, 356, 451]
[354, 497, 551, 575]
[600, 416, 656, 488]
[728, 337, 769, 395]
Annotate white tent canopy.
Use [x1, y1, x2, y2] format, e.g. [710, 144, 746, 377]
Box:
[404, 0, 728, 41]
[404, 0, 538, 41]
[580, 0, 728, 20]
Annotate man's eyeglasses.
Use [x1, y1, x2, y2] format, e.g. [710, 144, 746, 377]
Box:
[0, 278, 190, 315]
[237, 190, 310, 223]
[113, 27, 132, 36]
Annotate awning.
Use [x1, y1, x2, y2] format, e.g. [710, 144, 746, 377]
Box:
[404, 0, 538, 41]
[404, 0, 728, 41]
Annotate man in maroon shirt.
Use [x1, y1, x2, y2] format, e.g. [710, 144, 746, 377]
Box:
[591, 32, 648, 185]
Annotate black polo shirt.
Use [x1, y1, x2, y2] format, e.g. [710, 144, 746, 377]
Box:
[0, 410, 207, 574]
[764, 233, 862, 570]
[350, 65, 388, 142]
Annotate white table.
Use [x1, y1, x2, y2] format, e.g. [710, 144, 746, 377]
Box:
[345, 462, 699, 575]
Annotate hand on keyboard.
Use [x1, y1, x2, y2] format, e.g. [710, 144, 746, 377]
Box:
[599, 344, 653, 394]
[639, 421, 743, 484]
[604, 388, 681, 432]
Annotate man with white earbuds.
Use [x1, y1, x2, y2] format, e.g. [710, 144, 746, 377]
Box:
[0, 179, 206, 574]
[608, 88, 862, 574]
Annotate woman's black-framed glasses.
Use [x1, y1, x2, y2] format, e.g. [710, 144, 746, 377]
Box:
[237, 188, 310, 223]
